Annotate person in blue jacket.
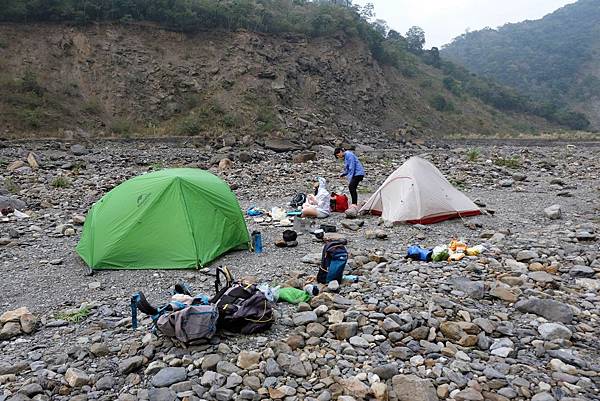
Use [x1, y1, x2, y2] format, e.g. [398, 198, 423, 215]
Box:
[334, 147, 365, 207]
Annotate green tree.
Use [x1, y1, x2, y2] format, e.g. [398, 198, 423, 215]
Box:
[406, 26, 425, 54]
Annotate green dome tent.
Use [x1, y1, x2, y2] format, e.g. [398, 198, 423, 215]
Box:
[76, 168, 249, 270]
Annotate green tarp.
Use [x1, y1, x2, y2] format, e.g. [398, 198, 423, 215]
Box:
[76, 168, 249, 270]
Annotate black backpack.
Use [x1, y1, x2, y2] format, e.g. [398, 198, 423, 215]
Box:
[210, 266, 274, 334]
[317, 240, 349, 284]
[289, 193, 307, 208]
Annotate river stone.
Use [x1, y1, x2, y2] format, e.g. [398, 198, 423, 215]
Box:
[0, 322, 21, 340]
[151, 367, 187, 387]
[449, 277, 485, 299]
[95, 376, 115, 390]
[372, 363, 399, 380]
[538, 323, 572, 340]
[569, 265, 595, 277]
[515, 298, 573, 323]
[455, 388, 484, 401]
[65, 367, 90, 387]
[531, 392, 556, 401]
[0, 307, 30, 324]
[119, 356, 145, 374]
[18, 383, 43, 397]
[201, 354, 221, 371]
[237, 351, 261, 369]
[148, 388, 176, 401]
[544, 205, 561, 219]
[331, 322, 358, 340]
[392, 374, 438, 401]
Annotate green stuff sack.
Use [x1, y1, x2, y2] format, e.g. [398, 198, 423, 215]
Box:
[277, 287, 310, 304]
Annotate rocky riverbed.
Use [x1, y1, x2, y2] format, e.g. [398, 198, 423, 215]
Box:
[1, 139, 599, 401]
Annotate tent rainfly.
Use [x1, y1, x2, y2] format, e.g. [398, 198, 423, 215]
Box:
[359, 156, 480, 224]
[76, 168, 250, 270]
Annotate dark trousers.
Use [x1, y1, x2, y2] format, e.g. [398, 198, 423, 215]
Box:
[348, 175, 364, 205]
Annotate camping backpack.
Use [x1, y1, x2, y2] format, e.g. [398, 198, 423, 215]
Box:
[318, 240, 349, 284]
[130, 285, 219, 345]
[210, 266, 274, 334]
[330, 193, 349, 213]
[290, 193, 307, 208]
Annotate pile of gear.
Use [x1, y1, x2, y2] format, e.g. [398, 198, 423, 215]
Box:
[131, 240, 351, 345]
[406, 239, 486, 263]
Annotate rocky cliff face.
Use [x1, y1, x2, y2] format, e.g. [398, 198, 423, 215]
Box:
[0, 23, 554, 142]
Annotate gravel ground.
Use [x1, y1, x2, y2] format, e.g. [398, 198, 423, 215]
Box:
[1, 139, 599, 401]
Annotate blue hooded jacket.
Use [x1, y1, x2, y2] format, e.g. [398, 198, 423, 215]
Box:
[342, 151, 365, 182]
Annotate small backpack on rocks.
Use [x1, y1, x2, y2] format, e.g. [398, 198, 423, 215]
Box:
[330, 193, 349, 212]
[318, 239, 349, 284]
[131, 285, 219, 345]
[210, 266, 275, 334]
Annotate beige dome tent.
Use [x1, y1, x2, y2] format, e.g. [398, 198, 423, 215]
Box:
[360, 156, 480, 224]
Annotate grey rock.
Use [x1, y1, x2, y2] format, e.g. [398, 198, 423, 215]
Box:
[372, 363, 398, 379]
[515, 298, 573, 323]
[531, 392, 555, 401]
[264, 139, 301, 152]
[213, 387, 235, 401]
[349, 336, 370, 348]
[544, 204, 561, 220]
[528, 271, 555, 283]
[547, 349, 588, 368]
[292, 311, 318, 326]
[392, 374, 438, 401]
[239, 389, 256, 399]
[277, 353, 307, 377]
[216, 360, 241, 375]
[118, 356, 144, 374]
[265, 358, 283, 376]
[0, 195, 26, 211]
[65, 367, 90, 387]
[449, 277, 485, 299]
[18, 383, 43, 397]
[0, 322, 21, 340]
[538, 323, 572, 340]
[516, 250, 538, 261]
[95, 375, 115, 391]
[201, 354, 221, 371]
[148, 388, 176, 401]
[70, 144, 88, 156]
[200, 371, 226, 387]
[89, 342, 110, 357]
[151, 367, 187, 387]
[454, 388, 484, 401]
[569, 265, 595, 278]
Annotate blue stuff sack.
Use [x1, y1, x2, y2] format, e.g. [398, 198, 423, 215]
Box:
[406, 245, 433, 262]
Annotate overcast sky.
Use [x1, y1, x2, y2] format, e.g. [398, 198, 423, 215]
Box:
[353, 0, 578, 48]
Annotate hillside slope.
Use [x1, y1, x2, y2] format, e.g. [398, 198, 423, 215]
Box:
[442, 0, 600, 130]
[0, 23, 557, 142]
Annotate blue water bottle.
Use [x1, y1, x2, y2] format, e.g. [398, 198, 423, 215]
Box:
[252, 231, 263, 254]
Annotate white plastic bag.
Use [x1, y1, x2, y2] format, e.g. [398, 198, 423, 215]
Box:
[271, 207, 287, 221]
[257, 282, 280, 302]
